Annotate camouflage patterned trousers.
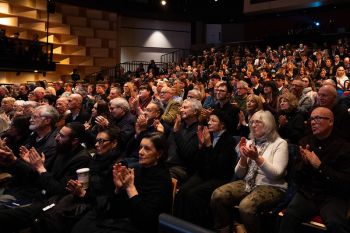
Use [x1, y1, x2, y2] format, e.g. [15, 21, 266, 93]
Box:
[210, 180, 284, 233]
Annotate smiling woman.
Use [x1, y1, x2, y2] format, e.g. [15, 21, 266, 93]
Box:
[211, 110, 288, 233]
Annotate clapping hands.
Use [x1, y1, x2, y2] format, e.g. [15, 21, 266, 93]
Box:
[20, 146, 46, 173]
[197, 125, 212, 148]
[66, 180, 86, 198]
[0, 138, 16, 166]
[113, 163, 135, 191]
[299, 144, 321, 169]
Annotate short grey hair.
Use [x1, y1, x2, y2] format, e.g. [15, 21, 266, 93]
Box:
[74, 87, 87, 97]
[237, 80, 249, 89]
[110, 97, 130, 112]
[34, 87, 45, 94]
[24, 101, 39, 108]
[36, 105, 59, 127]
[14, 100, 25, 107]
[249, 110, 279, 141]
[187, 89, 201, 101]
[183, 98, 202, 116]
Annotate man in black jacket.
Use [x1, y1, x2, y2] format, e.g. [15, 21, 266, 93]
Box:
[65, 93, 90, 124]
[0, 122, 91, 232]
[23, 105, 59, 170]
[0, 122, 90, 202]
[166, 98, 202, 184]
[95, 97, 136, 152]
[279, 107, 350, 233]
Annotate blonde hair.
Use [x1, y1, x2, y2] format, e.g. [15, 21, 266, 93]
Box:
[249, 110, 279, 141]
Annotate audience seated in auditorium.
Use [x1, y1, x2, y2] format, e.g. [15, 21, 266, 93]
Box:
[211, 110, 288, 233]
[71, 132, 171, 233]
[174, 108, 237, 228]
[279, 107, 350, 233]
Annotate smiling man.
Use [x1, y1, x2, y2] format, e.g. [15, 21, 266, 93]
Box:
[279, 107, 350, 233]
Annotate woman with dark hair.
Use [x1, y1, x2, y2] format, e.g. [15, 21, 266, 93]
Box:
[71, 132, 172, 233]
[84, 100, 110, 149]
[260, 81, 279, 115]
[174, 109, 238, 228]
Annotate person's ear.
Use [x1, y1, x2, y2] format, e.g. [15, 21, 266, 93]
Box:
[111, 140, 118, 149]
[71, 137, 79, 146]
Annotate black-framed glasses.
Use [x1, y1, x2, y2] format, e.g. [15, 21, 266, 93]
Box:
[96, 139, 110, 144]
[309, 116, 330, 123]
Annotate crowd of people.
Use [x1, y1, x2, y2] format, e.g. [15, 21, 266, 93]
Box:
[0, 29, 46, 64]
[0, 36, 349, 233]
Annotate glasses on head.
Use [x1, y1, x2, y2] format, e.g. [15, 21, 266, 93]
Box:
[96, 138, 110, 144]
[309, 116, 330, 123]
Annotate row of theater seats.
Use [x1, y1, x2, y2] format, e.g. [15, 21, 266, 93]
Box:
[160, 143, 327, 233]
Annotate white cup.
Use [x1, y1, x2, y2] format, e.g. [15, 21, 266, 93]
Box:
[76, 168, 90, 189]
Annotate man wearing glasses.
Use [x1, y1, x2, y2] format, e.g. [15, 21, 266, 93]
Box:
[279, 107, 350, 233]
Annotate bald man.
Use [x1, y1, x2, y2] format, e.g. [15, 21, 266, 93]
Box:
[65, 93, 90, 124]
[317, 85, 350, 141]
[280, 107, 350, 233]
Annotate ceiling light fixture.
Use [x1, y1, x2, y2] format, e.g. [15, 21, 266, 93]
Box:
[161, 0, 167, 6]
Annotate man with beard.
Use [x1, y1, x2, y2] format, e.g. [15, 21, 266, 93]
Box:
[23, 105, 59, 170]
[0, 122, 91, 233]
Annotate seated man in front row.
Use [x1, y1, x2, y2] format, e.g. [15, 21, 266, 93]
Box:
[279, 107, 350, 233]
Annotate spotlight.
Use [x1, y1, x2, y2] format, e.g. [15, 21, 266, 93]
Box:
[314, 21, 320, 27]
[161, 0, 167, 6]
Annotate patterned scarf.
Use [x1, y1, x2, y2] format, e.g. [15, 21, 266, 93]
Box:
[244, 138, 269, 193]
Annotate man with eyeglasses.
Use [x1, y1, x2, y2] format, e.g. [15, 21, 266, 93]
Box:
[124, 101, 168, 167]
[213, 82, 239, 135]
[280, 107, 350, 233]
[24, 105, 59, 169]
[0, 122, 91, 232]
[95, 97, 136, 151]
[159, 86, 180, 125]
[232, 80, 249, 114]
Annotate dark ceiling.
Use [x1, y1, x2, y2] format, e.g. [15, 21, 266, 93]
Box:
[56, 0, 350, 24]
[57, 0, 244, 23]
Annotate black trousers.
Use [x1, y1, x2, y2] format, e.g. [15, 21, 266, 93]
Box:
[71, 209, 146, 233]
[279, 192, 350, 233]
[173, 174, 226, 228]
[0, 203, 43, 233]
